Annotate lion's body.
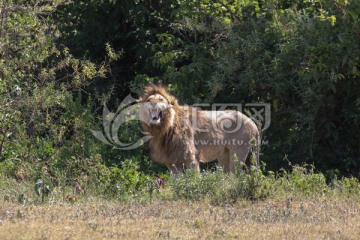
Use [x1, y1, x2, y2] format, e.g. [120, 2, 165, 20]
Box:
[139, 84, 259, 174]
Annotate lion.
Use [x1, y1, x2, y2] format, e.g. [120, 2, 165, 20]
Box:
[138, 84, 260, 174]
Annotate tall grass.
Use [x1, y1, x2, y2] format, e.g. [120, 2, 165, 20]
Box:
[1, 163, 360, 205]
[163, 164, 360, 204]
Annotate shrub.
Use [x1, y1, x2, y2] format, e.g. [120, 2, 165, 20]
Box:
[275, 165, 329, 196]
[168, 166, 274, 204]
[88, 157, 151, 200]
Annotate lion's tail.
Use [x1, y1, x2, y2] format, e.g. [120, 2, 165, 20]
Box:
[254, 121, 262, 168]
[255, 131, 261, 167]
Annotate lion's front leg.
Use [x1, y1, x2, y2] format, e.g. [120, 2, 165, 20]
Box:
[166, 163, 180, 175]
[185, 158, 200, 173]
[184, 141, 200, 173]
[166, 159, 198, 175]
[172, 144, 200, 173]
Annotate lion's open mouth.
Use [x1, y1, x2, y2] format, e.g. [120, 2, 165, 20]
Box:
[150, 108, 163, 123]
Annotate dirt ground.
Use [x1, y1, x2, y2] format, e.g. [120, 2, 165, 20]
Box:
[0, 197, 359, 240]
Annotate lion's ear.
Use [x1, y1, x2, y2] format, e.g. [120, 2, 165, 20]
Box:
[169, 97, 178, 107]
[136, 97, 143, 103]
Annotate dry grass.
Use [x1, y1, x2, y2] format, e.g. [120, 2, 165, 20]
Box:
[0, 196, 359, 240]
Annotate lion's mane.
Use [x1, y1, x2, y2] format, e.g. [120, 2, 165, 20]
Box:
[138, 84, 197, 171]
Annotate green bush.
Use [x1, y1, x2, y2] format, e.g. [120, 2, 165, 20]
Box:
[332, 176, 360, 196]
[165, 164, 360, 204]
[275, 165, 329, 196]
[168, 167, 274, 204]
[87, 157, 151, 199]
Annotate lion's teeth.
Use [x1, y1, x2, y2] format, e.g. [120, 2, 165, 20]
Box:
[150, 108, 161, 120]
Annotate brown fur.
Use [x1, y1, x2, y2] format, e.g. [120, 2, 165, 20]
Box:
[138, 84, 260, 174]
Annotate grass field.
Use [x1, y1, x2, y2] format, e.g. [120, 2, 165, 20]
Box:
[1, 166, 360, 239]
[1, 196, 360, 240]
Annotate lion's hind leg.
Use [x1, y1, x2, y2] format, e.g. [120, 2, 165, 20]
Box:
[217, 148, 230, 173]
[229, 145, 252, 173]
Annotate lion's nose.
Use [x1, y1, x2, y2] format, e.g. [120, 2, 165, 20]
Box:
[150, 102, 156, 108]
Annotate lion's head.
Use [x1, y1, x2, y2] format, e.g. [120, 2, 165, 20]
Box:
[138, 84, 178, 129]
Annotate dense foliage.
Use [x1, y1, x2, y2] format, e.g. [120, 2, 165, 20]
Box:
[1, 0, 359, 192]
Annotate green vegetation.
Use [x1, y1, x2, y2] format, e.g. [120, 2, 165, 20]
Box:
[1, 164, 360, 205]
[0, 0, 359, 203]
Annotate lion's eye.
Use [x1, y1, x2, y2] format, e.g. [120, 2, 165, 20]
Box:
[147, 99, 151, 102]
